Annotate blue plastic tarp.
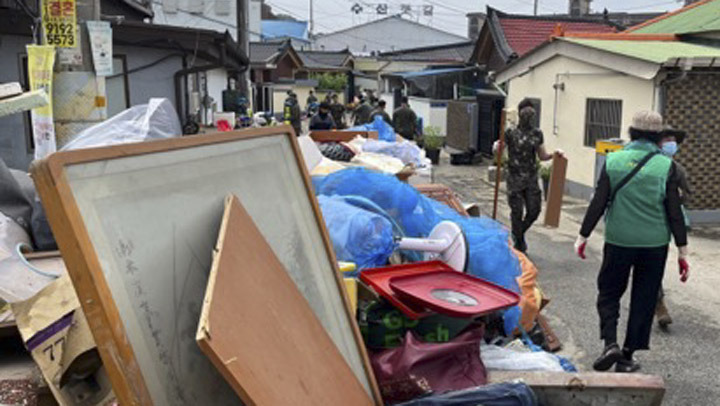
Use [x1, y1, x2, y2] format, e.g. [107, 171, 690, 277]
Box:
[261, 20, 309, 41]
[314, 168, 524, 334]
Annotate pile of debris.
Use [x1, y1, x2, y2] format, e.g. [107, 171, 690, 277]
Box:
[0, 115, 667, 405]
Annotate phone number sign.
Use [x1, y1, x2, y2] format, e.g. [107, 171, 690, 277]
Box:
[42, 0, 77, 47]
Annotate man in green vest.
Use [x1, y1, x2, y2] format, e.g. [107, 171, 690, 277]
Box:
[575, 111, 689, 373]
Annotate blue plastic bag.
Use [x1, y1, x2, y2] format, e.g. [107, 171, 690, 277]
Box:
[317, 195, 395, 271]
[368, 115, 396, 142]
[315, 168, 523, 334]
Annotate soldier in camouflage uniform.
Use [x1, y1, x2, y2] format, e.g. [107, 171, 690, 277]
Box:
[501, 99, 562, 252]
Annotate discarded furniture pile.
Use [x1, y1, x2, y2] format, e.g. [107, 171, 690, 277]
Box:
[0, 124, 667, 405]
[306, 117, 432, 184]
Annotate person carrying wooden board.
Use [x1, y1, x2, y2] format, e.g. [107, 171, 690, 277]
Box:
[494, 98, 563, 252]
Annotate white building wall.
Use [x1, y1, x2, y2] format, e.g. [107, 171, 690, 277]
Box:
[248, 0, 262, 41]
[153, 0, 238, 39]
[409, 97, 447, 136]
[505, 55, 656, 196]
[315, 17, 466, 54]
[206, 68, 228, 112]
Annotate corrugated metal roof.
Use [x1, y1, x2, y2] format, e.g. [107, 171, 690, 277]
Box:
[499, 17, 616, 56]
[564, 38, 720, 63]
[379, 42, 474, 62]
[630, 0, 720, 34]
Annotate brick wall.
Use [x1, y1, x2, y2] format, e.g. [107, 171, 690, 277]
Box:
[663, 72, 720, 210]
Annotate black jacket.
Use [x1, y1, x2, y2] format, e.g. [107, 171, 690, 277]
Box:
[580, 163, 687, 247]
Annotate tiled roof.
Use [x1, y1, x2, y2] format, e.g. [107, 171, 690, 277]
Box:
[297, 50, 351, 69]
[379, 41, 474, 62]
[499, 17, 616, 56]
[249, 40, 287, 64]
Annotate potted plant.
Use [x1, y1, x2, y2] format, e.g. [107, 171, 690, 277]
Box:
[539, 162, 552, 201]
[423, 126, 444, 165]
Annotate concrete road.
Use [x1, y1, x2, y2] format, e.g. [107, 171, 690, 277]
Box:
[433, 154, 720, 406]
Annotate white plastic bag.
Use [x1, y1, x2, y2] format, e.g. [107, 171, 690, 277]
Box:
[0, 212, 30, 257]
[362, 139, 427, 167]
[0, 213, 59, 302]
[350, 152, 406, 174]
[61, 98, 181, 150]
[480, 344, 566, 372]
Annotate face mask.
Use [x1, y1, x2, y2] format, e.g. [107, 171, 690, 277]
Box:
[661, 141, 678, 156]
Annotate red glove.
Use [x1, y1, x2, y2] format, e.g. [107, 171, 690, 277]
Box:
[679, 258, 689, 283]
[678, 246, 689, 283]
[574, 236, 587, 260]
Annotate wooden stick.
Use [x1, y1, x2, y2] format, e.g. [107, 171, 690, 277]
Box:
[492, 110, 507, 220]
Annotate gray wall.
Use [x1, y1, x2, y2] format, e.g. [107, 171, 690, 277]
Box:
[113, 45, 184, 109]
[0, 37, 184, 171]
[0, 35, 33, 170]
[315, 17, 466, 55]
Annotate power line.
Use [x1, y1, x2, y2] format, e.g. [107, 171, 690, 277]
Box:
[267, 0, 399, 47]
[152, 1, 264, 37]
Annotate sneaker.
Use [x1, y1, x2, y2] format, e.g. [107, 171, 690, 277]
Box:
[616, 357, 641, 373]
[593, 343, 623, 371]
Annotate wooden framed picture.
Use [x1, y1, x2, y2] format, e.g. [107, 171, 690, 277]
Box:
[32, 126, 380, 405]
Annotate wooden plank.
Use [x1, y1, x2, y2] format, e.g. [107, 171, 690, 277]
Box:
[31, 126, 381, 406]
[492, 110, 507, 220]
[310, 130, 379, 143]
[544, 154, 568, 228]
[197, 195, 373, 406]
[489, 371, 664, 406]
[0, 90, 48, 118]
[415, 184, 469, 216]
[0, 82, 23, 99]
[537, 314, 562, 352]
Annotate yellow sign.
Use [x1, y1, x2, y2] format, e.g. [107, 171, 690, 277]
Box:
[27, 45, 57, 159]
[595, 140, 624, 155]
[42, 0, 77, 48]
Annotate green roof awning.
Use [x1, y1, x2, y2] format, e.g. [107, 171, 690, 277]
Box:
[563, 38, 720, 64]
[632, 0, 720, 35]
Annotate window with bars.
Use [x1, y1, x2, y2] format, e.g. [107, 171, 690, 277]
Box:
[584, 98, 622, 147]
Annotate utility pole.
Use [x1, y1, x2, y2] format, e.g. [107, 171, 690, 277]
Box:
[237, 0, 249, 97]
[533, 0, 538, 16]
[51, 0, 107, 149]
[309, 0, 314, 37]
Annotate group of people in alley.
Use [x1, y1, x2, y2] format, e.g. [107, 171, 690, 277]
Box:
[499, 100, 690, 374]
[283, 89, 420, 141]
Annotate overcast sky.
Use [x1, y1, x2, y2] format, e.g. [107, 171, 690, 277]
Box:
[265, 0, 685, 38]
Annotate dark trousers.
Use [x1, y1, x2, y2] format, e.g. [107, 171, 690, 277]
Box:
[597, 243, 668, 351]
[508, 183, 542, 241]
